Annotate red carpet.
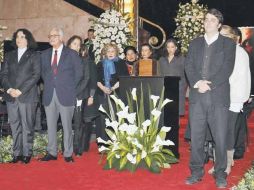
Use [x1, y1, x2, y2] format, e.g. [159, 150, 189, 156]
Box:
[0, 103, 254, 190]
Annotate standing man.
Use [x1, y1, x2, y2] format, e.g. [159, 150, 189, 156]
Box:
[184, 9, 236, 188]
[1, 28, 40, 164]
[84, 28, 95, 60]
[40, 28, 83, 162]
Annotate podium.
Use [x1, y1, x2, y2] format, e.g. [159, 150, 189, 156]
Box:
[119, 76, 180, 158]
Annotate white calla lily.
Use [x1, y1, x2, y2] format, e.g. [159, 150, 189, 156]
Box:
[126, 125, 138, 135]
[126, 113, 136, 124]
[131, 88, 137, 101]
[151, 109, 161, 120]
[97, 137, 112, 145]
[141, 150, 147, 159]
[150, 95, 160, 107]
[116, 106, 129, 120]
[126, 153, 136, 164]
[110, 95, 125, 109]
[98, 146, 110, 152]
[98, 105, 107, 113]
[161, 98, 173, 108]
[160, 126, 172, 133]
[105, 118, 119, 132]
[142, 120, 151, 132]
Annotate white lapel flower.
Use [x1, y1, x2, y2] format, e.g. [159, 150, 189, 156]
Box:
[131, 88, 137, 101]
[150, 95, 160, 107]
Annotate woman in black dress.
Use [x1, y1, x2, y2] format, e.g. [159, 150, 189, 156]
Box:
[158, 38, 186, 116]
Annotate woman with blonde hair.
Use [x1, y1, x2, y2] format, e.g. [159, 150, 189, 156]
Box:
[96, 43, 129, 142]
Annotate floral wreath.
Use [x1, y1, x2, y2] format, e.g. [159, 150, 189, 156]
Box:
[174, 0, 208, 54]
[91, 8, 134, 63]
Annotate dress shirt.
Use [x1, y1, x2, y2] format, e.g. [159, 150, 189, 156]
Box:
[18, 47, 27, 62]
[204, 33, 219, 45]
[51, 44, 63, 66]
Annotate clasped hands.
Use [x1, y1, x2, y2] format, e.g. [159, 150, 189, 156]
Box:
[7, 88, 22, 98]
[195, 80, 211, 93]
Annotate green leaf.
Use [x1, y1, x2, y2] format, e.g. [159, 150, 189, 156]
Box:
[145, 156, 152, 167]
[105, 128, 115, 139]
[162, 149, 175, 157]
[119, 156, 128, 170]
[136, 152, 142, 165]
[107, 95, 116, 121]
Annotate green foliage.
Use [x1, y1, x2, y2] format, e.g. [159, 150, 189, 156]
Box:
[0, 130, 63, 163]
[233, 163, 254, 190]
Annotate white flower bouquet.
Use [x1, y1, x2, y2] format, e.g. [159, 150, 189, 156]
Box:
[90, 8, 134, 63]
[98, 87, 178, 173]
[174, 0, 208, 54]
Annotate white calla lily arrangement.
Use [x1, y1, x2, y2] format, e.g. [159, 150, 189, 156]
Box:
[98, 87, 178, 173]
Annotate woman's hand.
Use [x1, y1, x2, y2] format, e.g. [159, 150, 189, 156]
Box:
[87, 97, 94, 106]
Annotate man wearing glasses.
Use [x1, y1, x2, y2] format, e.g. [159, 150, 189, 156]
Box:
[40, 27, 83, 162]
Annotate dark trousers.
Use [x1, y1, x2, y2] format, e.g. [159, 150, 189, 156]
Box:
[73, 104, 93, 154]
[189, 93, 228, 179]
[95, 94, 109, 142]
[6, 100, 37, 157]
[227, 110, 239, 150]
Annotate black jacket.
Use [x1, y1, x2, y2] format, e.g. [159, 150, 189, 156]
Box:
[1, 49, 41, 103]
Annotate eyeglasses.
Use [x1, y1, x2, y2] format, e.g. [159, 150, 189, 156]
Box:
[48, 34, 60, 39]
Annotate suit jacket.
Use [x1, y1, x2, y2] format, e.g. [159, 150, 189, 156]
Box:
[41, 46, 83, 106]
[1, 49, 41, 103]
[185, 35, 236, 106]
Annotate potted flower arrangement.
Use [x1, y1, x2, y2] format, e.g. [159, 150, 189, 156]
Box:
[98, 87, 178, 173]
[174, 0, 207, 54]
[90, 7, 134, 63]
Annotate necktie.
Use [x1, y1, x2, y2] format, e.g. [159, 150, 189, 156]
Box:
[52, 50, 58, 75]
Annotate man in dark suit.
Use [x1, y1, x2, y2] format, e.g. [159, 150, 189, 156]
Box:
[184, 9, 236, 188]
[83, 28, 95, 60]
[1, 28, 41, 164]
[40, 28, 83, 162]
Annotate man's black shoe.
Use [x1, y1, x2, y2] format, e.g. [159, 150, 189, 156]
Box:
[10, 156, 23, 163]
[216, 177, 227, 188]
[40, 154, 57, 161]
[22, 156, 31, 164]
[64, 156, 74, 163]
[185, 175, 202, 185]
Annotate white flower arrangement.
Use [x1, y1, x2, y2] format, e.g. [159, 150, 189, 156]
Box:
[91, 8, 134, 63]
[174, 0, 208, 54]
[0, 25, 7, 63]
[98, 87, 178, 173]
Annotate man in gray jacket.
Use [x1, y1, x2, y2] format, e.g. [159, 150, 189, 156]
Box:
[184, 9, 236, 188]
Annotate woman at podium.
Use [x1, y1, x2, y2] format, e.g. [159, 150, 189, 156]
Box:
[158, 38, 187, 116]
[135, 43, 158, 76]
